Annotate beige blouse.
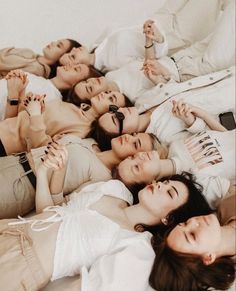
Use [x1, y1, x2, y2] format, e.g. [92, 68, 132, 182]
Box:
[0, 47, 50, 78]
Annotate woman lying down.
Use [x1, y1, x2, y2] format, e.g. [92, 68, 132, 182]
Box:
[0, 144, 212, 290]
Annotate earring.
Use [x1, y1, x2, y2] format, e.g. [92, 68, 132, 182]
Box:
[161, 217, 168, 225]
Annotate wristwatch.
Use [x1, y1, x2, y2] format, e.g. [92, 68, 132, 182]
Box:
[7, 97, 19, 106]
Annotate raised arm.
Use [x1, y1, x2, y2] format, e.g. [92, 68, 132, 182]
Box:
[143, 20, 166, 60]
[22, 92, 55, 149]
[5, 69, 28, 119]
[172, 99, 227, 132]
[35, 144, 68, 213]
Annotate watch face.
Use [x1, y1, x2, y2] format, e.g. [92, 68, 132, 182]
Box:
[9, 99, 19, 105]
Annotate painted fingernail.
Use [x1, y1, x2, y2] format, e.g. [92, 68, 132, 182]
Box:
[41, 158, 44, 162]
[44, 150, 48, 154]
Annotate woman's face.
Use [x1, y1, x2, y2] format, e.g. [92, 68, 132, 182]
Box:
[74, 77, 108, 101]
[167, 214, 221, 261]
[57, 64, 90, 87]
[91, 91, 125, 115]
[111, 133, 153, 159]
[43, 39, 71, 62]
[98, 107, 139, 135]
[138, 180, 189, 222]
[118, 151, 160, 185]
[59, 46, 90, 66]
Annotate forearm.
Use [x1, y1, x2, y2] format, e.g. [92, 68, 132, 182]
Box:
[35, 167, 54, 213]
[28, 115, 53, 149]
[145, 39, 155, 60]
[198, 110, 227, 132]
[5, 89, 20, 118]
[49, 165, 67, 205]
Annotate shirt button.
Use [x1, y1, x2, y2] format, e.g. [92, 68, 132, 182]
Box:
[209, 77, 213, 80]
[188, 82, 192, 86]
[165, 92, 169, 96]
[159, 84, 163, 88]
[226, 69, 230, 73]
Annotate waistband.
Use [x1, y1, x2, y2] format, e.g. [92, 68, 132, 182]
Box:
[16, 152, 37, 189]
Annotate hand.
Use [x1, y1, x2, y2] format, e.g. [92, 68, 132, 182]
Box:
[172, 100, 196, 126]
[5, 69, 28, 100]
[143, 19, 164, 43]
[22, 92, 46, 116]
[41, 142, 68, 171]
[142, 59, 170, 85]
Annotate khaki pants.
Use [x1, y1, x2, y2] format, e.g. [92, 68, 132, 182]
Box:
[0, 155, 35, 218]
[0, 220, 47, 291]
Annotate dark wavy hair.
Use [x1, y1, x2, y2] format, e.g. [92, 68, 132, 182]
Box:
[131, 172, 212, 235]
[48, 39, 82, 78]
[149, 230, 235, 291]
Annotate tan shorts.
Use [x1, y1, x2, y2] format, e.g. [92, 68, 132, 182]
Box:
[0, 219, 48, 291]
[0, 154, 35, 218]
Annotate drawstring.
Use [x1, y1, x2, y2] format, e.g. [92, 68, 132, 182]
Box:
[8, 206, 63, 232]
[2, 229, 33, 256]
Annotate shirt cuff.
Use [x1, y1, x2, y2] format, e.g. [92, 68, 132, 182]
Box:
[187, 117, 206, 133]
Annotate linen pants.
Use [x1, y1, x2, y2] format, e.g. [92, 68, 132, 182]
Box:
[0, 220, 47, 291]
[0, 154, 35, 218]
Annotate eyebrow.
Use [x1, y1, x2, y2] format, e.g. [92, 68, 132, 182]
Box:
[184, 232, 190, 244]
[172, 185, 179, 197]
[85, 85, 89, 94]
[111, 115, 117, 127]
[138, 138, 141, 149]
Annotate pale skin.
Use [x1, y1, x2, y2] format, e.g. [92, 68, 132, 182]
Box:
[38, 133, 154, 205]
[167, 207, 236, 265]
[4, 69, 28, 118]
[3, 64, 91, 119]
[143, 19, 165, 61]
[117, 100, 228, 185]
[26, 146, 189, 287]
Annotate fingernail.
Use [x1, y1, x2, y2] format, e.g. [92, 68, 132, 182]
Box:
[44, 150, 48, 154]
[48, 142, 52, 144]
[41, 158, 44, 162]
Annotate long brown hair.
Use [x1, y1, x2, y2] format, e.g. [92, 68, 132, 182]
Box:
[149, 233, 235, 291]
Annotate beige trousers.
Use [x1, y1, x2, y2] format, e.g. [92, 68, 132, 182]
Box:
[0, 154, 35, 218]
[0, 220, 47, 291]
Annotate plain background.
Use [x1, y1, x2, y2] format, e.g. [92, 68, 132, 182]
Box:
[0, 0, 165, 52]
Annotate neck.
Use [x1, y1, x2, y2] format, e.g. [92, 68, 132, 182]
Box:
[38, 55, 54, 66]
[137, 111, 151, 132]
[216, 224, 236, 258]
[96, 150, 121, 170]
[50, 77, 70, 90]
[157, 159, 176, 180]
[88, 106, 100, 119]
[89, 53, 95, 66]
[123, 204, 161, 230]
[107, 81, 120, 92]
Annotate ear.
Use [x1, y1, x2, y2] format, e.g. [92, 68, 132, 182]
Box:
[161, 217, 169, 225]
[202, 253, 216, 265]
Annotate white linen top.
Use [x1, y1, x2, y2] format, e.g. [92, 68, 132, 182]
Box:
[94, 22, 168, 73]
[44, 180, 133, 280]
[0, 72, 62, 120]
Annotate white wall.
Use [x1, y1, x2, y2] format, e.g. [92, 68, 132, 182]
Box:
[0, 0, 165, 53]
